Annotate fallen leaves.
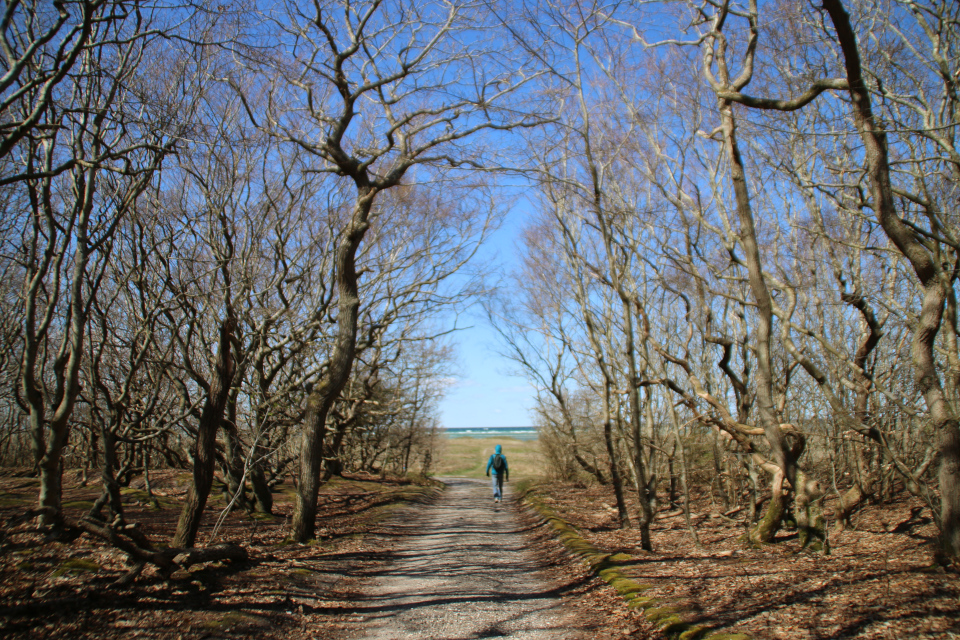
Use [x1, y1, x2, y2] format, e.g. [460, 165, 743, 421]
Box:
[534, 482, 960, 639]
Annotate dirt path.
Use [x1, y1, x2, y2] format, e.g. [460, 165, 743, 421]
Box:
[331, 477, 604, 640]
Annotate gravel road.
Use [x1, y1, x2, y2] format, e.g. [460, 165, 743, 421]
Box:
[333, 477, 600, 640]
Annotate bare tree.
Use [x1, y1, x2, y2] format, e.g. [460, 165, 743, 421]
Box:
[233, 0, 543, 541]
[822, 0, 960, 560]
[12, 7, 183, 526]
[0, 0, 149, 164]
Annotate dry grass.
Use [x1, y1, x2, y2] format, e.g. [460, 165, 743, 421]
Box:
[433, 437, 546, 480]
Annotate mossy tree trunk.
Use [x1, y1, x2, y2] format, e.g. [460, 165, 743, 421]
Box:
[221, 414, 248, 511]
[750, 469, 786, 545]
[795, 471, 828, 553]
[250, 441, 273, 514]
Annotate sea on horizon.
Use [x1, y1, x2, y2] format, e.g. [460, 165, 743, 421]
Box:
[443, 426, 538, 441]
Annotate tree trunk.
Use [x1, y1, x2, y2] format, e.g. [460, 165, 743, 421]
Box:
[221, 417, 247, 510]
[750, 469, 786, 545]
[714, 100, 797, 543]
[36, 429, 67, 527]
[89, 425, 124, 521]
[624, 306, 654, 550]
[667, 452, 678, 508]
[835, 442, 875, 530]
[712, 433, 730, 510]
[667, 401, 702, 548]
[173, 319, 235, 549]
[745, 456, 760, 523]
[291, 191, 373, 542]
[795, 471, 828, 553]
[718, 100, 797, 491]
[32, 210, 92, 527]
[322, 420, 351, 482]
[572, 450, 608, 484]
[602, 380, 631, 530]
[250, 442, 273, 514]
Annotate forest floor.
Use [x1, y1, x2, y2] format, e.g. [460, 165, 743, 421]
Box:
[0, 469, 636, 640]
[0, 468, 958, 639]
[533, 481, 960, 639]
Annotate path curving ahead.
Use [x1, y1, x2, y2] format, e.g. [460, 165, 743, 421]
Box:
[333, 477, 600, 640]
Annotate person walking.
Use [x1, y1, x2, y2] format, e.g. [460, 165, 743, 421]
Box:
[485, 444, 509, 503]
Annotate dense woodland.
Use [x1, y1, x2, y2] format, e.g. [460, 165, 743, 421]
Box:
[1, 0, 959, 569]
[491, 0, 960, 562]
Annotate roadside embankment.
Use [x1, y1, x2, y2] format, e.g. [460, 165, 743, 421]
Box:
[518, 480, 751, 640]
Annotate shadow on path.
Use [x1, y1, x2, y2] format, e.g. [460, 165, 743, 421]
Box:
[332, 478, 602, 640]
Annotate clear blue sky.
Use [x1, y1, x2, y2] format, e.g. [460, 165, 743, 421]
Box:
[440, 321, 536, 428]
[437, 194, 537, 429]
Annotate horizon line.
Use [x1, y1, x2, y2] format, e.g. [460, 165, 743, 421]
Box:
[442, 426, 535, 429]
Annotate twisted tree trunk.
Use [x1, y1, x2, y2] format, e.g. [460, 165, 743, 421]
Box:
[173, 318, 236, 549]
[291, 190, 373, 542]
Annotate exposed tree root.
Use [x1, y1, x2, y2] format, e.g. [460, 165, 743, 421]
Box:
[76, 516, 248, 584]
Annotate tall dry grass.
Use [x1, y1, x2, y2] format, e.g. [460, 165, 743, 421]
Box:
[433, 437, 545, 480]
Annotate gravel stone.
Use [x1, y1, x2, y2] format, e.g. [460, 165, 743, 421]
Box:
[337, 478, 600, 640]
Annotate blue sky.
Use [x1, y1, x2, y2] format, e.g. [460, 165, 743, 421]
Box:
[437, 192, 537, 429]
[439, 320, 536, 428]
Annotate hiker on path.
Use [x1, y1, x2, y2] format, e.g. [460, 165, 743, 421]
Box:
[485, 444, 509, 503]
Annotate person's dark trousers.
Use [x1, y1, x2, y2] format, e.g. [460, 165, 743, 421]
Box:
[491, 473, 504, 501]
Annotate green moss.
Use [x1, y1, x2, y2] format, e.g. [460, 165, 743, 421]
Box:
[271, 483, 299, 498]
[678, 626, 710, 640]
[628, 596, 657, 610]
[249, 511, 281, 521]
[645, 606, 683, 623]
[53, 558, 100, 577]
[749, 491, 786, 545]
[118, 487, 176, 509]
[0, 493, 28, 508]
[203, 612, 253, 630]
[514, 479, 535, 495]
[523, 484, 753, 640]
[609, 577, 647, 597]
[657, 615, 687, 633]
[61, 500, 95, 510]
[804, 539, 825, 553]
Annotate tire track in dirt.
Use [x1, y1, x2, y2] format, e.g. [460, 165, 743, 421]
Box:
[332, 477, 602, 640]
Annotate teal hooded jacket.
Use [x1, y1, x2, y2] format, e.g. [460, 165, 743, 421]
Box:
[485, 444, 509, 479]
